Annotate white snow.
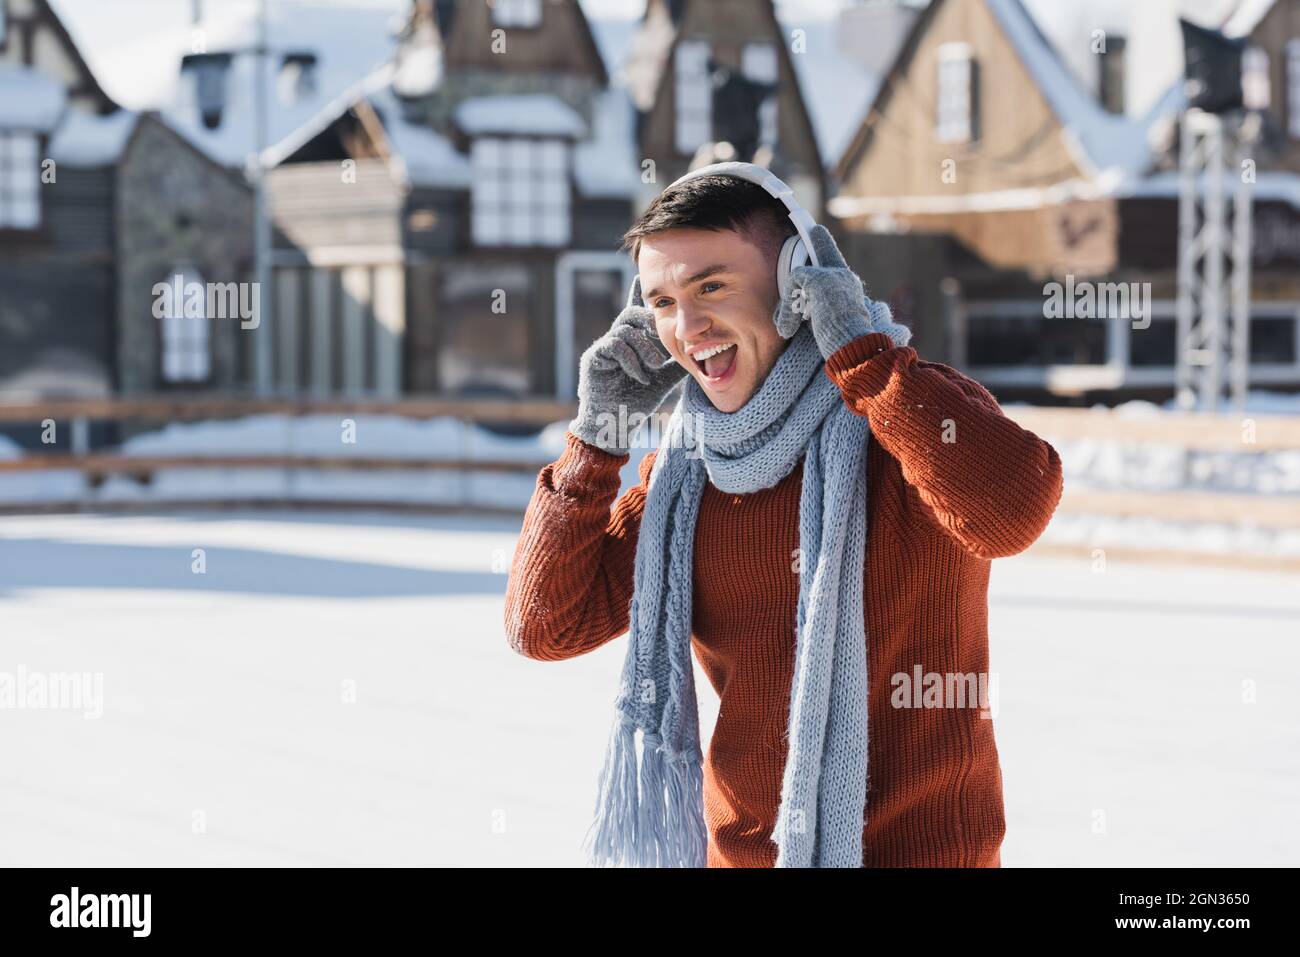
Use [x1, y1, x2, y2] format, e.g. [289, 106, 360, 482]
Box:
[0, 64, 68, 131]
[0, 512, 1295, 866]
[453, 94, 587, 138]
[984, 0, 1170, 180]
[369, 86, 472, 190]
[51, 0, 406, 170]
[573, 88, 642, 199]
[47, 108, 137, 167]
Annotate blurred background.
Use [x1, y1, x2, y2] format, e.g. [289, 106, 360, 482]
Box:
[0, 0, 1296, 867]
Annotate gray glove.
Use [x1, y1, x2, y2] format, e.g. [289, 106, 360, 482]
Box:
[773, 224, 913, 359]
[568, 277, 687, 454]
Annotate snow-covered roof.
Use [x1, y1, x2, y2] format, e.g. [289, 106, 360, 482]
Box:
[258, 62, 471, 190]
[573, 88, 642, 199]
[50, 0, 406, 170]
[48, 108, 138, 167]
[454, 95, 588, 138]
[590, 9, 877, 180]
[1222, 0, 1277, 37]
[986, 0, 1174, 180]
[368, 87, 471, 190]
[0, 64, 68, 132]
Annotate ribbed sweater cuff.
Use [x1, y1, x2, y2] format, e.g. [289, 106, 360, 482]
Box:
[823, 331, 903, 396]
[546, 430, 629, 500]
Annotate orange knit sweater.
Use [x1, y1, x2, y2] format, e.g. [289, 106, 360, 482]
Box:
[505, 331, 1064, 867]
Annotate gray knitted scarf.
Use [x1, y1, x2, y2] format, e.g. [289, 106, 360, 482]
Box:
[582, 322, 873, 867]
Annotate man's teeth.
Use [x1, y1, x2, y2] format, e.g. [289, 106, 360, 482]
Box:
[690, 343, 734, 361]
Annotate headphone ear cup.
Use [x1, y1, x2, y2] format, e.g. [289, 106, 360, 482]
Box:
[776, 234, 810, 302]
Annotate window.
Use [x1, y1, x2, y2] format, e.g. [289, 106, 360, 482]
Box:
[936, 43, 976, 144]
[1098, 36, 1126, 114]
[470, 136, 570, 247]
[1288, 39, 1300, 138]
[277, 53, 318, 106]
[675, 38, 712, 154]
[742, 42, 779, 148]
[0, 131, 40, 229]
[492, 0, 541, 28]
[968, 314, 1107, 367]
[159, 269, 212, 383]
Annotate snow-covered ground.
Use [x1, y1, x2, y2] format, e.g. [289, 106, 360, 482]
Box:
[1, 510, 1296, 867]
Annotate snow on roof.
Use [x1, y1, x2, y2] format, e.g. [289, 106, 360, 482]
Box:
[590, 9, 877, 178]
[50, 0, 405, 170]
[986, 0, 1167, 180]
[258, 63, 471, 189]
[0, 64, 68, 131]
[1222, 0, 1276, 37]
[48, 107, 138, 167]
[574, 87, 641, 199]
[368, 87, 472, 190]
[453, 95, 588, 138]
[258, 63, 396, 168]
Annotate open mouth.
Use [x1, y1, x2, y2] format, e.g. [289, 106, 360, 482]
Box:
[690, 342, 737, 386]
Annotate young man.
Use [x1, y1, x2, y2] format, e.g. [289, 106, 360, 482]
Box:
[504, 171, 1064, 868]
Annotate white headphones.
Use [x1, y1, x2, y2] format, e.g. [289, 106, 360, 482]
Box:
[630, 161, 820, 307]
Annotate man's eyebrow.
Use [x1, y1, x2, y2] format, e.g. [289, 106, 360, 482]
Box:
[642, 264, 731, 303]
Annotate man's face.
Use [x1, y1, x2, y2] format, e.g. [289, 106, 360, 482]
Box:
[638, 227, 787, 413]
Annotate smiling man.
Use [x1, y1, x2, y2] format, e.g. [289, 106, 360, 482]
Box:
[504, 169, 1065, 868]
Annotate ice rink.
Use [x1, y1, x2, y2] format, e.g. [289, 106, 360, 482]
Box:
[1, 510, 1297, 867]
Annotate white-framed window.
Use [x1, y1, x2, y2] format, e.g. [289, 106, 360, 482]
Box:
[675, 38, 712, 155]
[492, 0, 542, 28]
[0, 131, 41, 229]
[742, 41, 779, 148]
[159, 269, 212, 383]
[470, 136, 570, 247]
[1288, 39, 1300, 138]
[936, 42, 974, 144]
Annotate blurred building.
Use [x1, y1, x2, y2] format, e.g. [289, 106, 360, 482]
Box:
[261, 0, 831, 400]
[0, 0, 251, 401]
[0, 0, 836, 404]
[831, 0, 1300, 403]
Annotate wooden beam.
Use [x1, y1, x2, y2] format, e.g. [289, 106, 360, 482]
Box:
[0, 396, 578, 424]
[1057, 489, 1300, 529]
[0, 455, 552, 475]
[1004, 407, 1300, 452]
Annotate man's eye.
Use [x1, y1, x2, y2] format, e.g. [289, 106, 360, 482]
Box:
[653, 298, 672, 308]
[701, 282, 723, 294]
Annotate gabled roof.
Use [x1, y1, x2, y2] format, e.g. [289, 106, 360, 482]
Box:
[0, 6, 134, 168]
[835, 0, 1189, 191]
[34, 0, 120, 114]
[835, 0, 1288, 195]
[51, 0, 405, 170]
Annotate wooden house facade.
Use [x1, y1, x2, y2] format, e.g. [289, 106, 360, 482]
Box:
[831, 0, 1300, 402]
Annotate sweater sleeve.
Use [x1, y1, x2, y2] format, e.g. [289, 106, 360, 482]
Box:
[824, 331, 1064, 559]
[504, 430, 658, 661]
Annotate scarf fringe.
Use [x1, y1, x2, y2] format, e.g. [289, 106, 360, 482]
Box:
[582, 713, 707, 868]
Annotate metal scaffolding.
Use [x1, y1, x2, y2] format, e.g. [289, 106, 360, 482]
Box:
[1175, 109, 1254, 412]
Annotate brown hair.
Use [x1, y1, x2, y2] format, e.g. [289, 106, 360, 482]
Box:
[621, 174, 796, 266]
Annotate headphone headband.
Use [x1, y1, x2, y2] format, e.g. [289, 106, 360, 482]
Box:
[661, 161, 821, 267]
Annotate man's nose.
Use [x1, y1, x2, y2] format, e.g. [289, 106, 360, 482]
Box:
[674, 303, 711, 346]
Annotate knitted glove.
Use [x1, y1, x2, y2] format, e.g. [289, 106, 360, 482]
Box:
[773, 224, 913, 359]
[568, 277, 687, 455]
